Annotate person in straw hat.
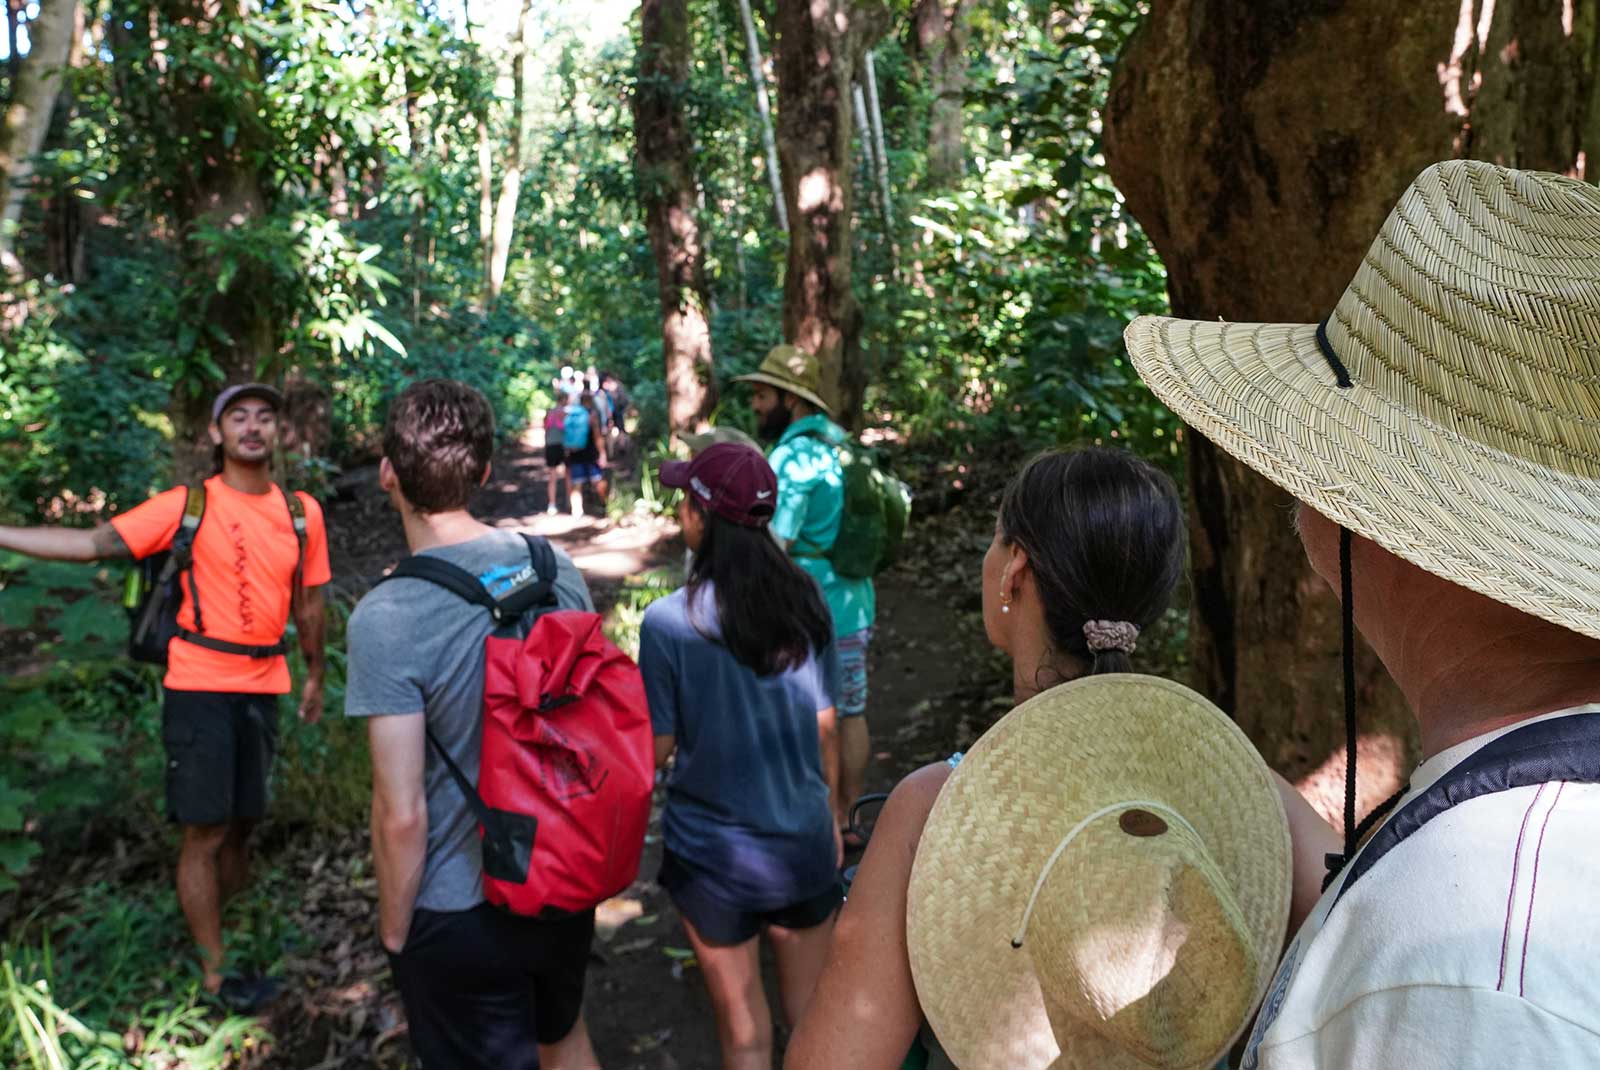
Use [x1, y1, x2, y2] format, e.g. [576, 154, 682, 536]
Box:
[734, 344, 879, 848]
[790, 447, 1291, 1070]
[1123, 160, 1600, 1067]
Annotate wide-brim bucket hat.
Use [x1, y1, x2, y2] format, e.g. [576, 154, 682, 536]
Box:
[907, 674, 1291, 1070]
[731, 343, 833, 416]
[1125, 160, 1600, 640]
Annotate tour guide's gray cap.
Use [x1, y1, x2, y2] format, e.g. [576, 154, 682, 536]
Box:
[212, 382, 284, 423]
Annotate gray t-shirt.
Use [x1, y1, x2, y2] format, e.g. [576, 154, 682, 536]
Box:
[344, 529, 593, 912]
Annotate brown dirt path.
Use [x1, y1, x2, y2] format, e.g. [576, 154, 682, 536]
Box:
[282, 433, 1004, 1070]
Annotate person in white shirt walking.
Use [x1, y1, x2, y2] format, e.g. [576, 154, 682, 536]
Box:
[1126, 160, 1600, 1069]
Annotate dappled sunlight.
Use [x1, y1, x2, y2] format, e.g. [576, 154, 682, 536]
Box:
[798, 167, 841, 213]
[1295, 730, 1412, 826]
[1069, 913, 1186, 1019]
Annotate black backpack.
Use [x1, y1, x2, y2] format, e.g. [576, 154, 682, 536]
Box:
[124, 484, 307, 665]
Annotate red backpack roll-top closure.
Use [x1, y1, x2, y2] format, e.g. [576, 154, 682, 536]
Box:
[479, 610, 654, 917]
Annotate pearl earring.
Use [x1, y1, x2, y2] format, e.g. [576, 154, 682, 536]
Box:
[1000, 592, 1012, 614]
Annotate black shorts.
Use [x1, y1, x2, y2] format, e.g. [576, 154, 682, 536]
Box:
[161, 689, 279, 826]
[389, 903, 595, 1069]
[544, 443, 566, 467]
[659, 848, 842, 946]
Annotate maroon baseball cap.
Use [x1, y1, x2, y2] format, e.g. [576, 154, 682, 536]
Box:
[659, 442, 777, 528]
[212, 382, 283, 423]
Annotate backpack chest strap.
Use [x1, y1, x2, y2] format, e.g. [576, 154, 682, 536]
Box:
[1330, 710, 1600, 911]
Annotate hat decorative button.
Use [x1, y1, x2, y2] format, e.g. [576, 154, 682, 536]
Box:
[1118, 808, 1168, 837]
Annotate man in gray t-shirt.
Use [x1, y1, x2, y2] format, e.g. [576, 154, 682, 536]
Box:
[345, 531, 591, 909]
[344, 379, 601, 1070]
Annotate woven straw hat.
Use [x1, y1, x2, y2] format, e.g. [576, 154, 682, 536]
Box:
[907, 674, 1291, 1070]
[731, 344, 833, 415]
[1126, 160, 1600, 640]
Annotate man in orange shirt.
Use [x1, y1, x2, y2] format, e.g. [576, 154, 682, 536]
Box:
[0, 383, 331, 1009]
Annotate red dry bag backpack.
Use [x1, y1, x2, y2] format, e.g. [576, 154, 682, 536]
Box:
[382, 534, 653, 917]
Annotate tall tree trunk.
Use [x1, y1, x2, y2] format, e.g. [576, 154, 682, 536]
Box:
[485, 0, 531, 307]
[635, 0, 716, 440]
[156, 0, 275, 481]
[1103, 0, 1600, 821]
[736, 0, 787, 233]
[911, 0, 969, 188]
[0, 0, 76, 282]
[476, 116, 493, 300]
[772, 0, 887, 425]
[43, 0, 87, 283]
[863, 50, 894, 230]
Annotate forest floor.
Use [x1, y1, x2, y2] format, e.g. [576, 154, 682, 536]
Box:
[256, 429, 1019, 1070]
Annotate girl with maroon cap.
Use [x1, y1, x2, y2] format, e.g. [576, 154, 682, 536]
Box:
[639, 442, 844, 1070]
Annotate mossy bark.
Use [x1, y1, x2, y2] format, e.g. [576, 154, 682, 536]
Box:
[1104, 0, 1600, 818]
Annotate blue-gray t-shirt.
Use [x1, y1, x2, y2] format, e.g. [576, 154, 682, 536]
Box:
[344, 530, 593, 912]
[639, 583, 841, 910]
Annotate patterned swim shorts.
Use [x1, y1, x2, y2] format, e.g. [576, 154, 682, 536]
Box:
[837, 627, 872, 717]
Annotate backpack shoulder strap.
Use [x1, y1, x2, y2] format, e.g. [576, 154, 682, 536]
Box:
[383, 555, 506, 621]
[277, 484, 308, 600]
[1330, 711, 1600, 911]
[495, 534, 561, 619]
[175, 484, 208, 631]
[172, 484, 206, 562]
[424, 725, 494, 828]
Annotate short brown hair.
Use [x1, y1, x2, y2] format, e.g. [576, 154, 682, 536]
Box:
[383, 379, 495, 514]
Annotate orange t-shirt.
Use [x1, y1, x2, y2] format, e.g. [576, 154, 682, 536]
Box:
[111, 476, 332, 694]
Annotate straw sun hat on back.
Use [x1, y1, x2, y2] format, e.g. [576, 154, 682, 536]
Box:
[907, 674, 1291, 1070]
[1126, 160, 1600, 640]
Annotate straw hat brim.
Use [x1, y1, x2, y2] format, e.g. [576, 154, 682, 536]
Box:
[1125, 316, 1600, 641]
[906, 674, 1291, 1070]
[730, 371, 833, 416]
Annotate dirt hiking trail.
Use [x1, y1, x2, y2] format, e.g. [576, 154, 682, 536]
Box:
[274, 430, 1011, 1070]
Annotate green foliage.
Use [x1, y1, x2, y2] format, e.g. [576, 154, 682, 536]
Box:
[868, 0, 1179, 467]
[604, 568, 682, 661]
[3, 886, 267, 1069]
[0, 552, 152, 892]
[0, 282, 173, 521]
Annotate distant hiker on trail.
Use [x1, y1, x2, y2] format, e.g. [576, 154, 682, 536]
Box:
[736, 344, 876, 847]
[788, 447, 1188, 1070]
[0, 382, 331, 1011]
[1125, 160, 1600, 1069]
[542, 402, 570, 517]
[599, 371, 628, 433]
[345, 379, 602, 1070]
[561, 388, 609, 516]
[641, 442, 845, 1070]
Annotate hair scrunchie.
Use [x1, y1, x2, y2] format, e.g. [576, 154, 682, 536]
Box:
[1083, 619, 1140, 655]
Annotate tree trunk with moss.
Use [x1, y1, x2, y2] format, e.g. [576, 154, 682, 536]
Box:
[0, 0, 77, 282]
[772, 0, 887, 426]
[1103, 0, 1600, 820]
[635, 0, 717, 439]
[911, 0, 970, 189]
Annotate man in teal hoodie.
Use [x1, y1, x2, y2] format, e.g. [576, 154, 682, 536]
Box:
[736, 346, 875, 846]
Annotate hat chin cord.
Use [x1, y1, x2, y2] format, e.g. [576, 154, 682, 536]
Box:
[1010, 800, 1203, 950]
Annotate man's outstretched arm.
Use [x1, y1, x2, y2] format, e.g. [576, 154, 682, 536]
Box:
[0, 523, 130, 562]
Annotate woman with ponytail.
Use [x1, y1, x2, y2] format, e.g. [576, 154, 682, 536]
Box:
[640, 442, 844, 1070]
[787, 447, 1187, 1070]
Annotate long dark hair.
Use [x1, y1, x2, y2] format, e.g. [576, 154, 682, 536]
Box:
[999, 447, 1185, 677]
[686, 503, 833, 676]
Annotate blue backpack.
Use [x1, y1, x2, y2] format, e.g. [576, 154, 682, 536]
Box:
[562, 404, 591, 450]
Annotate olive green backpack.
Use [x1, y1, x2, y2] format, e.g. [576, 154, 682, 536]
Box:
[800, 432, 912, 579]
